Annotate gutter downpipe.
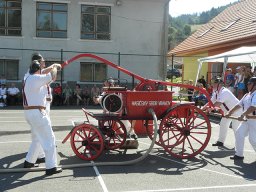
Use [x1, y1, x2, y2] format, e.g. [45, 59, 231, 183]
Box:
[161, 0, 171, 81]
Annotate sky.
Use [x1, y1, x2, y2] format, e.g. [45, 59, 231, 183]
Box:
[169, 0, 239, 17]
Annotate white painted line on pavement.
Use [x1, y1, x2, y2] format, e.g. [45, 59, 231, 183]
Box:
[92, 163, 109, 192]
[123, 183, 256, 192]
[0, 121, 27, 123]
[0, 116, 83, 118]
[0, 140, 63, 144]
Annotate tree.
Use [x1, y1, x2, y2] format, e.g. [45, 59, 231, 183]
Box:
[183, 25, 191, 36]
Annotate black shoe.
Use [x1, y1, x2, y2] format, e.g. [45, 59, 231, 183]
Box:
[230, 155, 244, 160]
[24, 160, 36, 168]
[45, 167, 62, 176]
[212, 141, 224, 146]
[36, 157, 45, 164]
[128, 133, 138, 140]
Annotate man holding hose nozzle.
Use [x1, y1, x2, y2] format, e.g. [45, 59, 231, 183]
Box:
[23, 59, 62, 175]
[202, 77, 242, 147]
[23, 53, 55, 166]
[225, 77, 256, 160]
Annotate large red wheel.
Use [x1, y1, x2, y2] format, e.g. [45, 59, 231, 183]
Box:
[99, 120, 127, 150]
[159, 104, 211, 159]
[70, 124, 104, 161]
[145, 120, 162, 146]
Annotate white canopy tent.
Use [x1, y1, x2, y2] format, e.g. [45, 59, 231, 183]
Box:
[196, 46, 256, 83]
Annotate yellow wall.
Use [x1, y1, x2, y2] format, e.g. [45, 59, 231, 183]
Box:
[183, 53, 208, 82]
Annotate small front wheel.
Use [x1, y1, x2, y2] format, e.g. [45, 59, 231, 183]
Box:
[70, 124, 104, 161]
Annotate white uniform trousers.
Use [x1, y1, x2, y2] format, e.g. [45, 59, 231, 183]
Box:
[218, 109, 242, 144]
[24, 109, 57, 169]
[235, 119, 256, 157]
[46, 101, 51, 116]
[121, 120, 131, 133]
[37, 101, 51, 159]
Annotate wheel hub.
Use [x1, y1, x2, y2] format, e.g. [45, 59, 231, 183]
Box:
[183, 129, 190, 136]
[82, 140, 89, 146]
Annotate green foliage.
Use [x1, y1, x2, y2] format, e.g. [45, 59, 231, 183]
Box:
[168, 3, 232, 50]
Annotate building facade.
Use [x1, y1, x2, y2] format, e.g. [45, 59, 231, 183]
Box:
[0, 0, 169, 86]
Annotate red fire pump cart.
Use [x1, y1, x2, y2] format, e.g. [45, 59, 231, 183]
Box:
[62, 54, 213, 161]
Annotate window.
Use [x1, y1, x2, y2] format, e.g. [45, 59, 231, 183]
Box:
[80, 62, 107, 82]
[0, 0, 22, 36]
[197, 27, 213, 38]
[36, 2, 67, 38]
[221, 19, 240, 31]
[45, 61, 61, 81]
[81, 5, 111, 40]
[0, 59, 19, 80]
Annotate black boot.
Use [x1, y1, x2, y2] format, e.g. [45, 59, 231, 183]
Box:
[230, 155, 244, 160]
[212, 141, 223, 146]
[45, 167, 62, 176]
[36, 157, 45, 164]
[24, 160, 35, 168]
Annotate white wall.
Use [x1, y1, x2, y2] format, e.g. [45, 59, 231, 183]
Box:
[0, 0, 169, 82]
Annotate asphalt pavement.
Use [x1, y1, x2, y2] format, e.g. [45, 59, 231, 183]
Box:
[0, 106, 256, 192]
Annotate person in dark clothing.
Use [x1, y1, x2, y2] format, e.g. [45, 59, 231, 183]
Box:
[187, 80, 194, 102]
[198, 75, 207, 88]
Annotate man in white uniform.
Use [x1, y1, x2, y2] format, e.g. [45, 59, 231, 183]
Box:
[23, 60, 62, 175]
[226, 77, 256, 160]
[202, 77, 242, 147]
[31, 53, 53, 116]
[26, 53, 54, 164]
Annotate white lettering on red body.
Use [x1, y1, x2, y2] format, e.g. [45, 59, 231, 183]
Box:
[131, 100, 170, 106]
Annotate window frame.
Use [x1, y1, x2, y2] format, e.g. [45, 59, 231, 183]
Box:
[0, 59, 19, 80]
[0, 0, 22, 36]
[80, 62, 107, 82]
[36, 2, 68, 38]
[81, 5, 111, 40]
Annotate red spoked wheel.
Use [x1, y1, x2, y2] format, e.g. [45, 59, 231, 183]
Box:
[70, 124, 104, 161]
[145, 120, 162, 146]
[100, 120, 127, 150]
[159, 104, 211, 159]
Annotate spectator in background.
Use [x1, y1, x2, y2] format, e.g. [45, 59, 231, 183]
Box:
[53, 83, 62, 106]
[206, 83, 213, 96]
[0, 83, 7, 106]
[91, 84, 100, 97]
[244, 66, 253, 94]
[7, 83, 20, 105]
[192, 82, 207, 107]
[225, 68, 235, 94]
[74, 84, 83, 106]
[187, 80, 194, 102]
[63, 83, 72, 105]
[198, 75, 207, 88]
[82, 86, 91, 106]
[91, 84, 100, 105]
[234, 66, 245, 100]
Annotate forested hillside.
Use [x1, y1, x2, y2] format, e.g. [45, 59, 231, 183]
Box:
[168, 3, 234, 50]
